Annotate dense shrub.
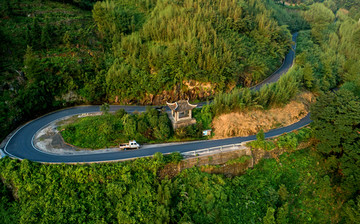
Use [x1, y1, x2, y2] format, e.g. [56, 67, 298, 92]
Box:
[248, 128, 312, 151]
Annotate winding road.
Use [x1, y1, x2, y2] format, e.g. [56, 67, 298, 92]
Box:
[3, 33, 310, 163]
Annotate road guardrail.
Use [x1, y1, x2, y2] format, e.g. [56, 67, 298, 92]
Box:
[182, 143, 248, 157]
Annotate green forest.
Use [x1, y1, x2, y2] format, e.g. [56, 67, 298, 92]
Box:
[0, 0, 297, 140]
[1, 0, 360, 223]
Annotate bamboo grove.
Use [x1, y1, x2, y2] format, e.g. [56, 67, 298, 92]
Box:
[97, 0, 292, 100]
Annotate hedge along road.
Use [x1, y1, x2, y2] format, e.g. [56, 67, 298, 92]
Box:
[3, 33, 308, 163]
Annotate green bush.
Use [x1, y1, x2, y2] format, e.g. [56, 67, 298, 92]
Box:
[275, 128, 312, 151]
[174, 123, 203, 140]
[248, 128, 312, 151]
[193, 104, 213, 130]
[164, 152, 183, 163]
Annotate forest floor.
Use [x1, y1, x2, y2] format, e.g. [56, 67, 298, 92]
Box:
[212, 91, 315, 139]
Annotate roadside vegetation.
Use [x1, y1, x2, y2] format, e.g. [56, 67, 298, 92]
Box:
[248, 128, 312, 151]
[212, 67, 302, 116]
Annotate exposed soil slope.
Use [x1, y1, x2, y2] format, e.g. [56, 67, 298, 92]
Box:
[212, 92, 315, 139]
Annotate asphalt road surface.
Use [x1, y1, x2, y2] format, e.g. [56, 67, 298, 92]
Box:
[3, 33, 309, 163]
[251, 32, 298, 91]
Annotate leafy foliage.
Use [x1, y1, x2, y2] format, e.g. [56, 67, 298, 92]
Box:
[248, 128, 312, 151]
[248, 129, 276, 151]
[192, 104, 213, 130]
[0, 145, 346, 223]
[266, 0, 310, 32]
[311, 89, 360, 195]
[225, 155, 252, 165]
[295, 3, 360, 92]
[275, 128, 312, 150]
[60, 108, 173, 148]
[0, 0, 104, 140]
[103, 0, 292, 100]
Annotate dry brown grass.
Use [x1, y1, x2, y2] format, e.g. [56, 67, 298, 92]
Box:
[212, 92, 315, 139]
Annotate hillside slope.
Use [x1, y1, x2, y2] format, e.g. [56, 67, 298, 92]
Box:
[97, 0, 292, 102]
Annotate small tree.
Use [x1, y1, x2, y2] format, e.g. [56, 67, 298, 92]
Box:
[263, 207, 276, 224]
[256, 129, 265, 141]
[31, 17, 42, 49]
[122, 114, 137, 139]
[303, 63, 314, 90]
[153, 114, 171, 141]
[41, 19, 52, 49]
[63, 31, 71, 48]
[100, 103, 110, 115]
[24, 46, 41, 81]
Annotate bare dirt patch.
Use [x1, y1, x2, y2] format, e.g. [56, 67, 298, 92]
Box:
[212, 92, 315, 139]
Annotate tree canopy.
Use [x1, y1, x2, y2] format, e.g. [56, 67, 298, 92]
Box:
[97, 0, 292, 101]
[311, 89, 360, 195]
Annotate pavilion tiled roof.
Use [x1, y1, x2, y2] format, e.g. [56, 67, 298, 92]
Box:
[166, 100, 197, 112]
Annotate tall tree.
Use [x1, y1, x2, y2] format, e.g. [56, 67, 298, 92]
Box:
[311, 89, 360, 194]
[40, 19, 52, 49]
[303, 3, 335, 43]
[23, 46, 41, 81]
[30, 17, 42, 49]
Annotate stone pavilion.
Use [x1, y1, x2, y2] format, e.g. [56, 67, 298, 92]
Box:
[166, 100, 197, 129]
